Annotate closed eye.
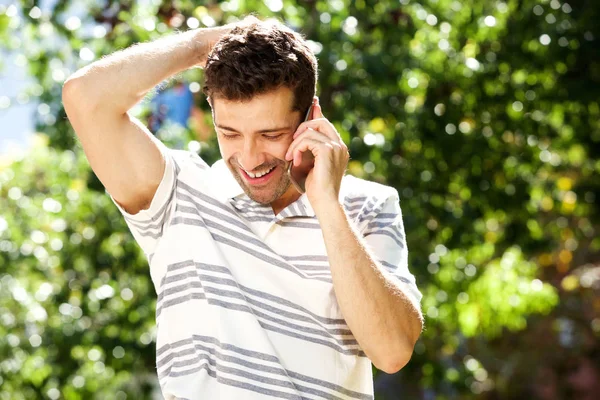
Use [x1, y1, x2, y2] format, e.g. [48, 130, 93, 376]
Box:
[264, 134, 284, 140]
[219, 132, 285, 140]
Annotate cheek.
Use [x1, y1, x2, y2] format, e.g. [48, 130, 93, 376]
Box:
[276, 134, 296, 150]
[218, 139, 238, 158]
[217, 140, 228, 160]
[270, 141, 292, 158]
[218, 138, 292, 161]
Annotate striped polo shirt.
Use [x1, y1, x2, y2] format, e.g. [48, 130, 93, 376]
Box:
[110, 142, 422, 400]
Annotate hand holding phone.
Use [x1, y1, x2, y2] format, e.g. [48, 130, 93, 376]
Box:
[287, 103, 314, 194]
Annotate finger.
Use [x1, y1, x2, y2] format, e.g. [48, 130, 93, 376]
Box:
[292, 137, 332, 166]
[289, 135, 328, 165]
[294, 139, 318, 167]
[308, 96, 318, 120]
[293, 119, 338, 141]
[286, 128, 324, 160]
[291, 137, 335, 167]
[294, 147, 302, 167]
[312, 97, 324, 119]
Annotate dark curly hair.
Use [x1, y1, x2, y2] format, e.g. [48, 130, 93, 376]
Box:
[203, 19, 318, 118]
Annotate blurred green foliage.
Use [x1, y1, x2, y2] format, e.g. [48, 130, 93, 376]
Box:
[0, 137, 157, 399]
[1, 0, 599, 399]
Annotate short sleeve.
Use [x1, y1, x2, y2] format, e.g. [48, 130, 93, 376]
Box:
[361, 190, 423, 305]
[109, 143, 177, 258]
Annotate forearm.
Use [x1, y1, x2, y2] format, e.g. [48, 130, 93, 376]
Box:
[64, 27, 226, 113]
[314, 200, 423, 373]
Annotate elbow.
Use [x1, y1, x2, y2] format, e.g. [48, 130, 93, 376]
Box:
[62, 78, 112, 117]
[374, 359, 407, 375]
[62, 65, 93, 100]
[62, 78, 95, 130]
[62, 78, 76, 105]
[373, 318, 423, 374]
[62, 76, 133, 114]
[373, 343, 415, 375]
[62, 78, 88, 112]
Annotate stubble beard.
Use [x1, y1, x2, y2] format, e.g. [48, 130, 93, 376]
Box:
[227, 160, 292, 205]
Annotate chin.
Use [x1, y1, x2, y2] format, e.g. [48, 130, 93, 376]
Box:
[225, 159, 292, 204]
[244, 180, 291, 205]
[245, 191, 277, 205]
[249, 183, 293, 206]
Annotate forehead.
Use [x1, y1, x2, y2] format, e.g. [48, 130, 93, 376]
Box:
[212, 87, 296, 123]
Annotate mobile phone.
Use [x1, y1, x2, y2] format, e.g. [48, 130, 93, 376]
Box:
[287, 104, 314, 194]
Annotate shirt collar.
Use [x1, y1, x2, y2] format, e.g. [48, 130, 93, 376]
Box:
[210, 159, 315, 218]
[210, 159, 245, 201]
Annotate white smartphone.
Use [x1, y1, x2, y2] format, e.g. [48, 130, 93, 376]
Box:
[287, 104, 314, 194]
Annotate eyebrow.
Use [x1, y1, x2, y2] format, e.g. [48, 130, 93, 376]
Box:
[215, 124, 293, 134]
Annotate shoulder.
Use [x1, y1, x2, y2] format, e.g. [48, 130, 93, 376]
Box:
[339, 175, 401, 231]
[340, 174, 399, 204]
[166, 148, 210, 174]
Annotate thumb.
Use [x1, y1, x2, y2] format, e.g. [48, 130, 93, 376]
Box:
[312, 97, 324, 119]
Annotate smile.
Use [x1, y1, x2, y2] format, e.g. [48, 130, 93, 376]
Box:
[241, 166, 277, 185]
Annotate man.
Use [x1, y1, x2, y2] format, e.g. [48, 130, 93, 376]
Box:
[63, 16, 423, 400]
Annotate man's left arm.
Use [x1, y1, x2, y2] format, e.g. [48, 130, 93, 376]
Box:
[314, 198, 423, 374]
[286, 97, 423, 374]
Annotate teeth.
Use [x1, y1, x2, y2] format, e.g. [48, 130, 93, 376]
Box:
[246, 166, 274, 178]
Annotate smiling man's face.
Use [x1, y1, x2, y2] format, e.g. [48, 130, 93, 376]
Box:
[211, 86, 303, 208]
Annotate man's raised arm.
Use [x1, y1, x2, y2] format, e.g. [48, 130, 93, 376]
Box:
[62, 26, 228, 215]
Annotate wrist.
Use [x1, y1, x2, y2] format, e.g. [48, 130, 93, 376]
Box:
[191, 26, 230, 67]
[192, 17, 260, 67]
[311, 194, 342, 216]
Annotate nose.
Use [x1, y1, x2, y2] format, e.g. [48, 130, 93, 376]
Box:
[238, 138, 266, 172]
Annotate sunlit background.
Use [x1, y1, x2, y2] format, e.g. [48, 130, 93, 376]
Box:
[1, 0, 599, 399]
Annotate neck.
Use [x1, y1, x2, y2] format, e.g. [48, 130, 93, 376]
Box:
[270, 185, 302, 215]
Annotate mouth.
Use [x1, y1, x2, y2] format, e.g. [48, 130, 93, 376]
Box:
[240, 165, 278, 186]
